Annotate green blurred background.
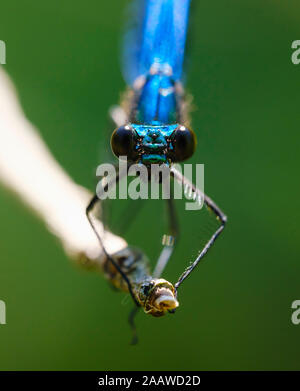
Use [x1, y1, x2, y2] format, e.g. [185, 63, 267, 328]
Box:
[0, 0, 299, 370]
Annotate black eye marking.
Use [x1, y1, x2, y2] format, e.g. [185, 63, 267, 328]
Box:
[110, 125, 139, 161]
[141, 282, 154, 296]
[168, 125, 196, 162]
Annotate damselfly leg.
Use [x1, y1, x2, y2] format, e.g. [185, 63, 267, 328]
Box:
[170, 167, 227, 294]
[153, 192, 179, 279]
[86, 186, 143, 344]
[128, 306, 140, 345]
[86, 170, 140, 307]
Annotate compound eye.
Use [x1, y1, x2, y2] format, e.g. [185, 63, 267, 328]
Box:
[110, 125, 138, 161]
[170, 125, 196, 162]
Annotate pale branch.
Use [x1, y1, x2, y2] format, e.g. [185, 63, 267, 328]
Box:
[0, 67, 127, 266]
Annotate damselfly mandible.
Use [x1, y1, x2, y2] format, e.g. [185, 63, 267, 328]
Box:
[86, 0, 227, 329]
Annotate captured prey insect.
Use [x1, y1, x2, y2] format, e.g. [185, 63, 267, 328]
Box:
[86, 0, 227, 331]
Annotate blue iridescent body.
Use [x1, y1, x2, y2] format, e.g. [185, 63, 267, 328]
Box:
[111, 0, 194, 165]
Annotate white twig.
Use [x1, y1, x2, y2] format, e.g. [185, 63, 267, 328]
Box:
[0, 67, 127, 265]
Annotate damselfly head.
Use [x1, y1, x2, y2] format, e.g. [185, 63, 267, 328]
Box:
[137, 278, 179, 317]
[111, 123, 196, 165]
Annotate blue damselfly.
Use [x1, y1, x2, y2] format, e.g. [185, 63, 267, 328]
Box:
[86, 0, 227, 336]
